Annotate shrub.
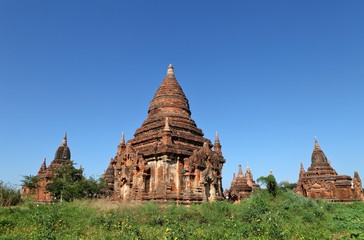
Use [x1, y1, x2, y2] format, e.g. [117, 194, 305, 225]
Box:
[0, 181, 22, 207]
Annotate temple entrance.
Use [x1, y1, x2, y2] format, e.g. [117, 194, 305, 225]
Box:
[205, 179, 216, 202]
[205, 182, 211, 200]
[302, 185, 307, 197]
[120, 180, 130, 200]
[145, 170, 151, 193]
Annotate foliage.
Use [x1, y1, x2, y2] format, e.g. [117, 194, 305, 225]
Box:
[46, 162, 106, 202]
[257, 174, 279, 197]
[21, 175, 40, 190]
[0, 181, 22, 207]
[0, 190, 363, 239]
[278, 180, 297, 190]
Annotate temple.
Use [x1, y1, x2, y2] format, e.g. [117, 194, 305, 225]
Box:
[226, 164, 260, 202]
[294, 137, 364, 202]
[103, 65, 226, 203]
[22, 134, 73, 203]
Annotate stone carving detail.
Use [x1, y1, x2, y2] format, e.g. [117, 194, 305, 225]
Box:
[294, 138, 364, 202]
[104, 65, 225, 203]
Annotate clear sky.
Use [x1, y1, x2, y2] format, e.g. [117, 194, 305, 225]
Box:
[1, 1, 363, 190]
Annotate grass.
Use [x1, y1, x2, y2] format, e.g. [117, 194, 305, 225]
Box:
[0, 190, 363, 239]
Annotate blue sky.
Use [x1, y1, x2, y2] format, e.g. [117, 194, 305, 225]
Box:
[1, 1, 363, 190]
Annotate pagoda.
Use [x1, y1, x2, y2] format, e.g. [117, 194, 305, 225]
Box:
[22, 134, 73, 203]
[104, 65, 226, 203]
[227, 164, 259, 202]
[294, 137, 363, 202]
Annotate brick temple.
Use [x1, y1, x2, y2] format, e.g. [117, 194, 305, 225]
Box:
[104, 65, 226, 203]
[294, 138, 364, 202]
[22, 134, 73, 203]
[226, 165, 260, 202]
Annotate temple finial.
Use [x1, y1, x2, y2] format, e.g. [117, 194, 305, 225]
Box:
[314, 136, 321, 150]
[215, 131, 220, 144]
[246, 162, 250, 170]
[164, 117, 171, 132]
[269, 169, 273, 175]
[300, 161, 304, 169]
[120, 132, 125, 145]
[238, 165, 244, 177]
[167, 64, 174, 75]
[62, 132, 67, 146]
[42, 157, 47, 168]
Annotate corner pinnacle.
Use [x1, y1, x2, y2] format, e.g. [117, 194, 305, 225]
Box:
[164, 117, 171, 132]
[120, 132, 125, 145]
[215, 131, 220, 144]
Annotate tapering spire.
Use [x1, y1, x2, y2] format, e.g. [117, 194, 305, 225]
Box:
[120, 132, 125, 145]
[38, 157, 47, 172]
[164, 117, 171, 132]
[215, 131, 220, 144]
[238, 165, 244, 177]
[167, 64, 174, 75]
[62, 132, 67, 146]
[299, 162, 305, 176]
[269, 170, 273, 175]
[246, 162, 250, 170]
[42, 157, 47, 169]
[231, 172, 237, 186]
[314, 136, 321, 150]
[146, 64, 191, 118]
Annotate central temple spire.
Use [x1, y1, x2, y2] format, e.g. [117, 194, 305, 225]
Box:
[62, 132, 67, 146]
[134, 64, 204, 144]
[314, 136, 321, 150]
[147, 64, 191, 117]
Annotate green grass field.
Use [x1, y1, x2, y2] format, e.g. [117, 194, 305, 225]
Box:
[0, 190, 363, 240]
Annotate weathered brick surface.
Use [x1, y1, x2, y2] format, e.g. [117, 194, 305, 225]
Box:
[294, 138, 364, 202]
[104, 65, 225, 203]
[227, 165, 260, 202]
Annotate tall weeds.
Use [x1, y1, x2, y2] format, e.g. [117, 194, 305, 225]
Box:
[0, 181, 22, 207]
[0, 190, 363, 239]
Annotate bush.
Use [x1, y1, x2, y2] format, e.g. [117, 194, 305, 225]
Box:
[0, 181, 22, 207]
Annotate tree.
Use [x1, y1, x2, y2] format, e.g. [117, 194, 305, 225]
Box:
[257, 175, 279, 197]
[279, 181, 297, 191]
[46, 161, 106, 202]
[21, 175, 40, 190]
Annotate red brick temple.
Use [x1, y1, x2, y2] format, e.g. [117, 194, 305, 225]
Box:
[22, 134, 73, 203]
[226, 165, 260, 202]
[104, 65, 226, 203]
[294, 137, 364, 202]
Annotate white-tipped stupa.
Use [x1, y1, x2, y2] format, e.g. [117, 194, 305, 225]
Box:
[62, 132, 67, 146]
[167, 64, 174, 75]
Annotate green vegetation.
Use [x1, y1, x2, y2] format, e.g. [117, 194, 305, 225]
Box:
[257, 174, 279, 197]
[0, 181, 22, 207]
[1, 190, 363, 239]
[45, 162, 106, 202]
[21, 162, 106, 203]
[21, 175, 39, 190]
